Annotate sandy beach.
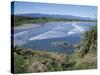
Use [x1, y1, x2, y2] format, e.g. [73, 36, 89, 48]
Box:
[14, 23, 45, 30]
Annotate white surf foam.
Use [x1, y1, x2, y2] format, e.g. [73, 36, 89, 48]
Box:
[29, 30, 67, 41]
[67, 23, 85, 35]
[14, 31, 29, 46]
[29, 26, 67, 41]
[14, 31, 29, 37]
[29, 23, 85, 41]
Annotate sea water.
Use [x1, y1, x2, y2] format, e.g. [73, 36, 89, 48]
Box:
[13, 22, 96, 54]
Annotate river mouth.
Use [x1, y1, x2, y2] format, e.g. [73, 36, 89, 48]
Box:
[13, 22, 96, 54]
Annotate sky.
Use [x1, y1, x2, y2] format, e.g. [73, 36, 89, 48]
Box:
[11, 1, 97, 18]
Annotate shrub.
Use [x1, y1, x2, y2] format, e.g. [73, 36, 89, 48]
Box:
[76, 26, 97, 57]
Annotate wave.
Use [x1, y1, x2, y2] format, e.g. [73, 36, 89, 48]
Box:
[67, 23, 85, 35]
[14, 22, 86, 43]
[14, 31, 29, 37]
[29, 29, 67, 41]
[29, 23, 85, 41]
[14, 31, 29, 46]
[29, 25, 68, 41]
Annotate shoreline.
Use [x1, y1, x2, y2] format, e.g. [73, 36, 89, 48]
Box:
[14, 23, 46, 30]
[14, 21, 95, 30]
[14, 22, 76, 30]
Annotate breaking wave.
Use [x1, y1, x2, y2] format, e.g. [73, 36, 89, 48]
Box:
[14, 31, 29, 46]
[67, 23, 85, 35]
[29, 22, 85, 41]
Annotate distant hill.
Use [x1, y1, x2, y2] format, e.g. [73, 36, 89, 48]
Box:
[14, 13, 96, 21]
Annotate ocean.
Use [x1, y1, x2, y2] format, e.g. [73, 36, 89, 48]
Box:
[13, 22, 96, 54]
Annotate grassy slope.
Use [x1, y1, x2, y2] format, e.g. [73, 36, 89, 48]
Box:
[13, 26, 97, 73]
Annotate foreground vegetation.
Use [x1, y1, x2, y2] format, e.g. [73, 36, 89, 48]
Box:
[12, 15, 96, 26]
[13, 26, 97, 73]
